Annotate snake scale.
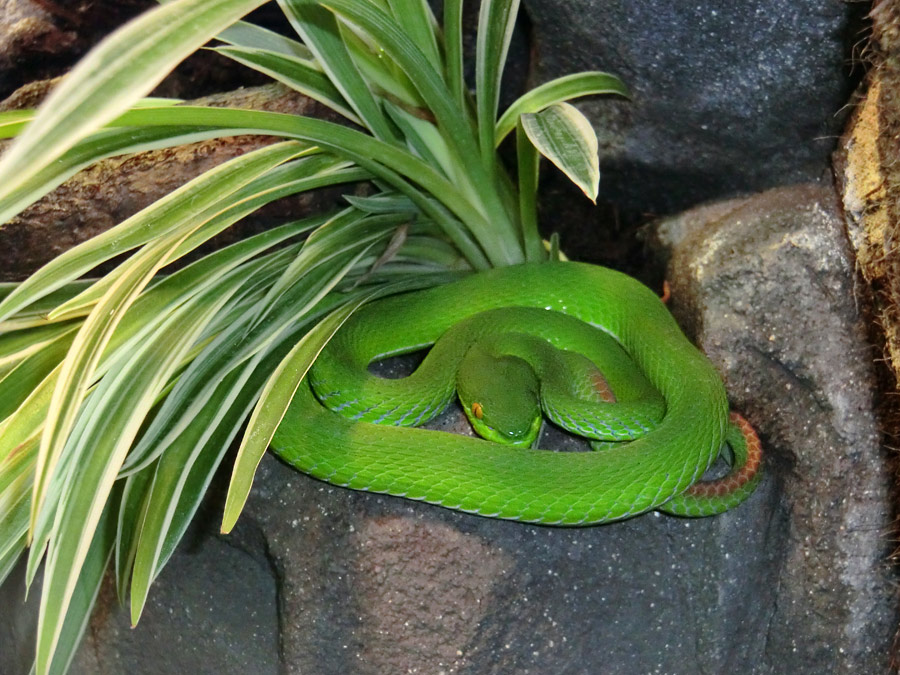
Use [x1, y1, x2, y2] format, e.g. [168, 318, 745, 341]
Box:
[272, 262, 762, 525]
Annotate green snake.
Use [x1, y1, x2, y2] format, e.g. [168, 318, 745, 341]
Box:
[272, 262, 762, 525]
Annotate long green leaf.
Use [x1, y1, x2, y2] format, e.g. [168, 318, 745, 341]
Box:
[0, 439, 37, 587]
[0, 366, 59, 463]
[27, 143, 306, 534]
[382, 102, 459, 183]
[30, 230, 188, 538]
[116, 105, 492, 267]
[0, 123, 247, 229]
[46, 155, 354, 322]
[254, 210, 405, 321]
[0, 0, 270, 207]
[495, 71, 628, 146]
[34, 264, 234, 674]
[521, 102, 600, 203]
[42, 490, 119, 675]
[344, 192, 418, 215]
[387, 0, 441, 71]
[114, 251, 298, 476]
[0, 328, 76, 423]
[129, 359, 260, 623]
[516, 118, 544, 262]
[322, 1, 484, 187]
[0, 141, 305, 324]
[0, 109, 37, 138]
[217, 19, 312, 59]
[26, 155, 312, 539]
[475, 0, 520, 167]
[26, 372, 114, 594]
[221, 295, 369, 533]
[118, 259, 351, 477]
[278, 0, 397, 141]
[98, 221, 321, 369]
[319, 1, 523, 264]
[0, 322, 78, 371]
[115, 462, 157, 603]
[3, 119, 313, 246]
[0, 98, 180, 140]
[0, 533, 26, 589]
[443, 0, 465, 109]
[0, 472, 31, 582]
[213, 45, 362, 123]
[0, 281, 94, 331]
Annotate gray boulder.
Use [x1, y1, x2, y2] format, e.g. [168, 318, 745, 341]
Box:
[524, 0, 857, 214]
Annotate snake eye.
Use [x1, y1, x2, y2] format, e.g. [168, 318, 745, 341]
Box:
[471, 402, 484, 419]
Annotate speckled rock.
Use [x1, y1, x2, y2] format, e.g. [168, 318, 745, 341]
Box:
[652, 181, 896, 671]
[522, 0, 858, 216]
[0, 509, 280, 675]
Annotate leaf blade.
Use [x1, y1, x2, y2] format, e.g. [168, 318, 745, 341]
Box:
[220, 297, 367, 533]
[495, 71, 628, 146]
[0, 141, 305, 324]
[34, 261, 233, 673]
[475, 0, 520, 166]
[0, 0, 270, 208]
[213, 45, 362, 123]
[521, 102, 600, 203]
[278, 0, 397, 141]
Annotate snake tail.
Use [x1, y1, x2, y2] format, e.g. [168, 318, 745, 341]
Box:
[658, 413, 763, 517]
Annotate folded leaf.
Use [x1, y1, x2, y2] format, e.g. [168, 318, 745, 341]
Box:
[521, 102, 600, 203]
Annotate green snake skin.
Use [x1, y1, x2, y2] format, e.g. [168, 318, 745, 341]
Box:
[272, 262, 761, 525]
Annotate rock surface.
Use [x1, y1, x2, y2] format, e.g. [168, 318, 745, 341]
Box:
[4, 182, 890, 673]
[523, 0, 859, 215]
[0, 0, 279, 103]
[652, 181, 896, 671]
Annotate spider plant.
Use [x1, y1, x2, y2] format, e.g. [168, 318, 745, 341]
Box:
[0, 0, 626, 671]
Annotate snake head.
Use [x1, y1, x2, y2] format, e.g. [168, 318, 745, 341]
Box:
[457, 346, 542, 448]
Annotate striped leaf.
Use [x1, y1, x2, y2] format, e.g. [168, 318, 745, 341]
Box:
[521, 102, 600, 203]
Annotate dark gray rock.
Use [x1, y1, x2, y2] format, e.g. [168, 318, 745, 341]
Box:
[653, 181, 896, 672]
[0, 508, 280, 675]
[523, 0, 857, 215]
[235, 454, 781, 674]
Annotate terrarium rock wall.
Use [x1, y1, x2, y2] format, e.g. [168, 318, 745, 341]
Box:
[653, 183, 897, 670]
[524, 0, 858, 215]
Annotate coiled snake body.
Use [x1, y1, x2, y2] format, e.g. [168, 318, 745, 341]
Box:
[272, 262, 761, 525]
